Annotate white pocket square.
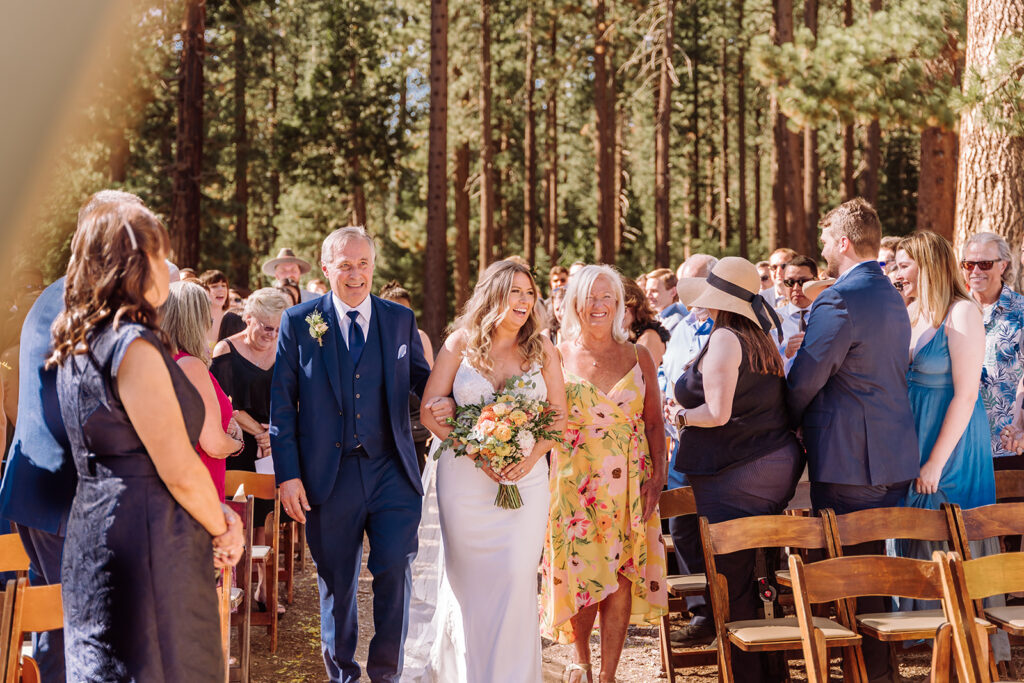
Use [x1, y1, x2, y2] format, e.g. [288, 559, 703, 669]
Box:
[398, 344, 408, 359]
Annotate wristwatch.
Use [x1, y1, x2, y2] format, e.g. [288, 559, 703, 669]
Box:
[676, 409, 688, 429]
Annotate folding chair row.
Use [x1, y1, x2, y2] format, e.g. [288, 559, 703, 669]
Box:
[1, 578, 62, 683]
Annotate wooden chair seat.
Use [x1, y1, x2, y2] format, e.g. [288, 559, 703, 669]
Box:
[775, 569, 791, 587]
[666, 573, 706, 596]
[857, 609, 993, 641]
[251, 545, 271, 561]
[664, 536, 675, 553]
[983, 606, 1024, 635]
[726, 616, 859, 648]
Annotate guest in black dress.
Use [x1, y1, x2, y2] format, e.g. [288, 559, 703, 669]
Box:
[48, 202, 243, 682]
[672, 257, 802, 683]
[200, 269, 246, 349]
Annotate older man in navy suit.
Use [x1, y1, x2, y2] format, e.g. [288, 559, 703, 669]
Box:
[787, 198, 919, 683]
[270, 227, 449, 682]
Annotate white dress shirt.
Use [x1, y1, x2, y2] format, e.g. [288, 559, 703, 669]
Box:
[332, 292, 372, 349]
[775, 302, 812, 357]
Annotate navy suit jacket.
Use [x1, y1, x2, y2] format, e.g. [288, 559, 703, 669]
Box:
[269, 293, 431, 504]
[0, 279, 76, 535]
[787, 262, 920, 486]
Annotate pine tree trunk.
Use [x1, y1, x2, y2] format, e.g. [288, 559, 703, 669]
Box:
[268, 36, 280, 243]
[523, 3, 537, 268]
[593, 0, 616, 264]
[954, 0, 1024, 255]
[478, 0, 495, 274]
[773, 0, 806, 254]
[736, 2, 748, 258]
[455, 142, 471, 309]
[614, 100, 624, 254]
[803, 0, 819, 253]
[754, 106, 761, 240]
[862, 0, 883, 207]
[108, 126, 129, 183]
[170, 0, 205, 268]
[497, 127, 509, 256]
[917, 36, 960, 241]
[839, 0, 856, 201]
[690, 0, 701, 243]
[719, 37, 730, 252]
[654, 0, 674, 268]
[424, 0, 449, 346]
[544, 9, 560, 265]
[231, 0, 250, 289]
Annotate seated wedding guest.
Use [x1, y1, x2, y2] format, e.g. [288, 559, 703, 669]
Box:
[622, 275, 670, 366]
[212, 287, 291, 594]
[275, 277, 302, 307]
[379, 281, 434, 472]
[262, 247, 315, 301]
[542, 264, 668, 683]
[162, 280, 244, 500]
[306, 278, 329, 296]
[49, 200, 242, 681]
[959, 232, 1024, 468]
[645, 268, 686, 332]
[763, 248, 796, 307]
[775, 255, 818, 361]
[200, 269, 246, 348]
[673, 257, 799, 682]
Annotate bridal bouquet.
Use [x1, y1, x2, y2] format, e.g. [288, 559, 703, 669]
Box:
[440, 376, 562, 509]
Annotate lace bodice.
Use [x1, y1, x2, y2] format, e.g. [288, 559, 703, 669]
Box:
[453, 358, 546, 406]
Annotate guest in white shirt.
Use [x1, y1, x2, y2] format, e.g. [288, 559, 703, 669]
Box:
[645, 268, 686, 333]
[775, 255, 819, 360]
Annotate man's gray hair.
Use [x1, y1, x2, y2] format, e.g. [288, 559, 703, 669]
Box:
[321, 226, 376, 265]
[963, 232, 1015, 285]
[680, 254, 719, 279]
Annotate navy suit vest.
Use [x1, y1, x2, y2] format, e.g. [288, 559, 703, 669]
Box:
[338, 311, 392, 457]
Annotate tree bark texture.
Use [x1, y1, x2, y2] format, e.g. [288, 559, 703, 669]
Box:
[861, 0, 883, 207]
[917, 127, 958, 241]
[954, 0, 1024, 256]
[754, 106, 761, 241]
[736, 2, 748, 259]
[478, 0, 495, 274]
[454, 141, 471, 309]
[497, 127, 510, 256]
[770, 0, 806, 252]
[719, 37, 730, 252]
[544, 9, 559, 265]
[802, 0, 819, 252]
[689, 0, 700, 243]
[231, 0, 249, 289]
[424, 0, 449, 346]
[839, 0, 855, 202]
[654, 0, 674, 268]
[593, 0, 616, 264]
[523, 3, 538, 268]
[170, 0, 205, 268]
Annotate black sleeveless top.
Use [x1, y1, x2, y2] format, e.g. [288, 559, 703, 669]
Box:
[674, 333, 796, 475]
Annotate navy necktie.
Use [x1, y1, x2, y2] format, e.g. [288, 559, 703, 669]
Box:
[798, 309, 807, 332]
[347, 310, 365, 365]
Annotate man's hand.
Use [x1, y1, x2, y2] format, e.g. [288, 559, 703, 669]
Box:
[280, 478, 311, 524]
[255, 423, 271, 451]
[426, 396, 456, 421]
[785, 333, 805, 359]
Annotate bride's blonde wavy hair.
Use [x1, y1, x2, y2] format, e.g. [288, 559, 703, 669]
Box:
[454, 259, 546, 376]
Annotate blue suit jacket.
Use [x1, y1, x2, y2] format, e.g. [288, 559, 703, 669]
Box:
[787, 262, 920, 486]
[0, 279, 76, 535]
[269, 293, 431, 504]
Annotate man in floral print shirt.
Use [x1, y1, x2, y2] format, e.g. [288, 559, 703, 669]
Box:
[963, 232, 1024, 463]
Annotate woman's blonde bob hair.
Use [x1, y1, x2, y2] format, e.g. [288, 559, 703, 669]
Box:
[243, 287, 292, 322]
[898, 231, 974, 328]
[560, 265, 628, 344]
[454, 259, 545, 376]
[161, 280, 213, 366]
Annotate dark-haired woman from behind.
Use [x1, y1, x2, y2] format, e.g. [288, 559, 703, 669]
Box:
[49, 203, 243, 682]
[671, 257, 802, 683]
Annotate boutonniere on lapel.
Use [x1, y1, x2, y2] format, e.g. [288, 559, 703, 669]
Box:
[305, 311, 329, 347]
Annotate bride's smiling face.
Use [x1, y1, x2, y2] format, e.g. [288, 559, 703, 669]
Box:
[499, 272, 536, 332]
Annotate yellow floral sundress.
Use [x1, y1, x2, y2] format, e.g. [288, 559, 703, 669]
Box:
[540, 359, 668, 643]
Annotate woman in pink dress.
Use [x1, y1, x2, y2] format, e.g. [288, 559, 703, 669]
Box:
[161, 281, 243, 498]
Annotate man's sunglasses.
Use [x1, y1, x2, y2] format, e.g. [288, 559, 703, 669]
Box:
[759, 275, 771, 283]
[960, 260, 998, 272]
[783, 278, 814, 288]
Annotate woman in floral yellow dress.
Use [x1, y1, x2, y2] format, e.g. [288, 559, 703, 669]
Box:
[541, 265, 668, 683]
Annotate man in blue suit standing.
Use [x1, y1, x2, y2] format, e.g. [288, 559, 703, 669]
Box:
[787, 198, 919, 683]
[270, 226, 447, 682]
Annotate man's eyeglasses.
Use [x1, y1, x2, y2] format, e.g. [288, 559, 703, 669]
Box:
[759, 275, 771, 283]
[783, 278, 814, 288]
[960, 260, 997, 272]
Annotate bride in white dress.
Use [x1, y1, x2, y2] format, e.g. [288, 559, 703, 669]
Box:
[406, 260, 567, 683]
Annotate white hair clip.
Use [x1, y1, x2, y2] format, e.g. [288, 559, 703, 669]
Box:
[121, 218, 139, 251]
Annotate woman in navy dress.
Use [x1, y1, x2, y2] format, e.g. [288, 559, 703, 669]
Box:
[48, 202, 243, 682]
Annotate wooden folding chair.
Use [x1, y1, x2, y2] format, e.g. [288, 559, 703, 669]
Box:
[700, 514, 860, 683]
[938, 551, 1024, 683]
[4, 578, 62, 683]
[0, 536, 30, 578]
[789, 553, 959, 683]
[994, 470, 1024, 502]
[656, 487, 714, 682]
[225, 494, 254, 683]
[0, 579, 18, 683]
[224, 471, 279, 653]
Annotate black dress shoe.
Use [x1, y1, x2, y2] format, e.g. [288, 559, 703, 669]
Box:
[670, 619, 715, 644]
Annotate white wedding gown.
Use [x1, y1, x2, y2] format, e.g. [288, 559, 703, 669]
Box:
[402, 360, 550, 683]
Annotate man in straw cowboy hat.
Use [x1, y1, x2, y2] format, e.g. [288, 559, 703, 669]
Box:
[786, 198, 919, 683]
[263, 247, 316, 302]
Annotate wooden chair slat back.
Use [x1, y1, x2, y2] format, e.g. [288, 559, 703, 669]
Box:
[959, 502, 1024, 543]
[0, 535, 30, 574]
[705, 514, 828, 555]
[17, 584, 63, 634]
[832, 506, 953, 548]
[939, 552, 993, 683]
[959, 551, 1024, 601]
[224, 471, 277, 501]
[994, 470, 1024, 501]
[658, 487, 696, 520]
[792, 554, 944, 604]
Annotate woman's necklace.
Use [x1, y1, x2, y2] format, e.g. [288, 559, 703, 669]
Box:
[574, 339, 608, 367]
